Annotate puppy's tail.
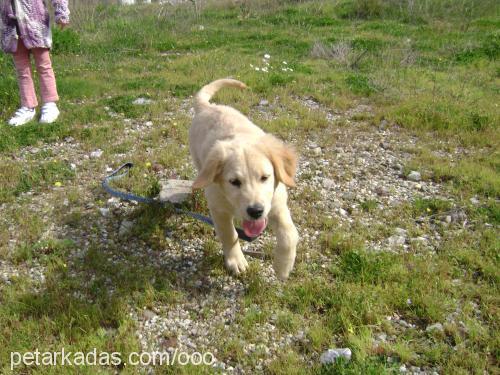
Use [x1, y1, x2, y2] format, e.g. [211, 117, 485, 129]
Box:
[194, 78, 247, 112]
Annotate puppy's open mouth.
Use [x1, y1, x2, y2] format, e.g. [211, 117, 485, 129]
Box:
[242, 218, 268, 238]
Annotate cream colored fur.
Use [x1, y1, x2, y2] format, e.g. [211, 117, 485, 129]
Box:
[189, 79, 299, 280]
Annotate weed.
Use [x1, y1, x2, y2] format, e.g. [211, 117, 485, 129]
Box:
[346, 74, 376, 95]
[360, 199, 378, 212]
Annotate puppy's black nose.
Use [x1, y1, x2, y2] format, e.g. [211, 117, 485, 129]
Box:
[247, 204, 264, 219]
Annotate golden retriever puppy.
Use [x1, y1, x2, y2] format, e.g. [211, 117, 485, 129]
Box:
[190, 79, 299, 280]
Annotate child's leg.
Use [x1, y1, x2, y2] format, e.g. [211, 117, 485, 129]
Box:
[12, 40, 38, 108]
[32, 48, 59, 104]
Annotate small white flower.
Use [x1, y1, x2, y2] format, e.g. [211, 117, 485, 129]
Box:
[281, 68, 287, 71]
[255, 67, 260, 71]
[250, 64, 254, 68]
[264, 54, 271, 59]
[262, 67, 268, 72]
[282, 61, 287, 64]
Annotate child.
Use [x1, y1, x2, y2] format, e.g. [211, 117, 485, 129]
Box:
[1, 0, 70, 126]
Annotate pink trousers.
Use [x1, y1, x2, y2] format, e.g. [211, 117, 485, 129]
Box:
[12, 39, 59, 108]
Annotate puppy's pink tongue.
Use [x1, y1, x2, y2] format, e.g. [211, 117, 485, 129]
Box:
[242, 218, 267, 238]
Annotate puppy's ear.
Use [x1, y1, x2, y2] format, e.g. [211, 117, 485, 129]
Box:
[260, 135, 297, 187]
[192, 142, 226, 189]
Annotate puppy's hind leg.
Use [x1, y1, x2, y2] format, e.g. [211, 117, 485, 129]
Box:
[269, 188, 298, 280]
[210, 209, 249, 275]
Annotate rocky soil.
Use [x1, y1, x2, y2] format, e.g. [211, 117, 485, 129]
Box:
[1, 96, 475, 374]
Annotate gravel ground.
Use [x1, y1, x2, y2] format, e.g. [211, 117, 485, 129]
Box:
[1, 96, 473, 374]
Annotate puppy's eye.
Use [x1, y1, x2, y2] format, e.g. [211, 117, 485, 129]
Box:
[261, 175, 269, 182]
[229, 179, 242, 187]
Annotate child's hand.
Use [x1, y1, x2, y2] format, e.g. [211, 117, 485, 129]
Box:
[57, 21, 69, 29]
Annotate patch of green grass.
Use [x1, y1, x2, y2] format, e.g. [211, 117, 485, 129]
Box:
[391, 99, 498, 134]
[477, 202, 500, 224]
[408, 148, 500, 198]
[0, 0, 498, 373]
[346, 74, 377, 95]
[0, 122, 72, 152]
[11, 238, 75, 264]
[52, 27, 82, 54]
[0, 160, 75, 203]
[275, 310, 300, 333]
[57, 76, 103, 99]
[320, 231, 363, 255]
[335, 0, 498, 23]
[104, 95, 151, 118]
[267, 350, 306, 374]
[240, 305, 268, 331]
[317, 359, 392, 375]
[0, 222, 174, 371]
[360, 199, 378, 212]
[331, 249, 396, 284]
[445, 229, 499, 286]
[335, 0, 385, 20]
[412, 198, 452, 216]
[351, 37, 387, 52]
[283, 277, 338, 316]
[0, 54, 18, 117]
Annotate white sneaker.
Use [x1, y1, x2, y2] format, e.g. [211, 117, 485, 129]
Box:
[8, 107, 36, 126]
[39, 102, 60, 124]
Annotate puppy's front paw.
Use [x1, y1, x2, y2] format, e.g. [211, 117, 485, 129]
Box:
[273, 254, 296, 281]
[225, 251, 249, 275]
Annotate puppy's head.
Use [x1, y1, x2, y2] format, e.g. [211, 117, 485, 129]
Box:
[192, 136, 297, 238]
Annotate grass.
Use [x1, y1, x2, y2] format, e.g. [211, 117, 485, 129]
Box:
[0, 0, 498, 373]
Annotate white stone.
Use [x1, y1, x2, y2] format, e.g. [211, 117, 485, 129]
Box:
[119, 220, 134, 236]
[407, 171, 421, 182]
[133, 97, 154, 105]
[319, 348, 351, 364]
[388, 235, 406, 246]
[90, 149, 103, 159]
[470, 196, 480, 205]
[426, 322, 444, 333]
[143, 309, 157, 320]
[376, 333, 387, 342]
[394, 228, 407, 236]
[313, 147, 322, 155]
[159, 179, 193, 204]
[322, 178, 335, 189]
